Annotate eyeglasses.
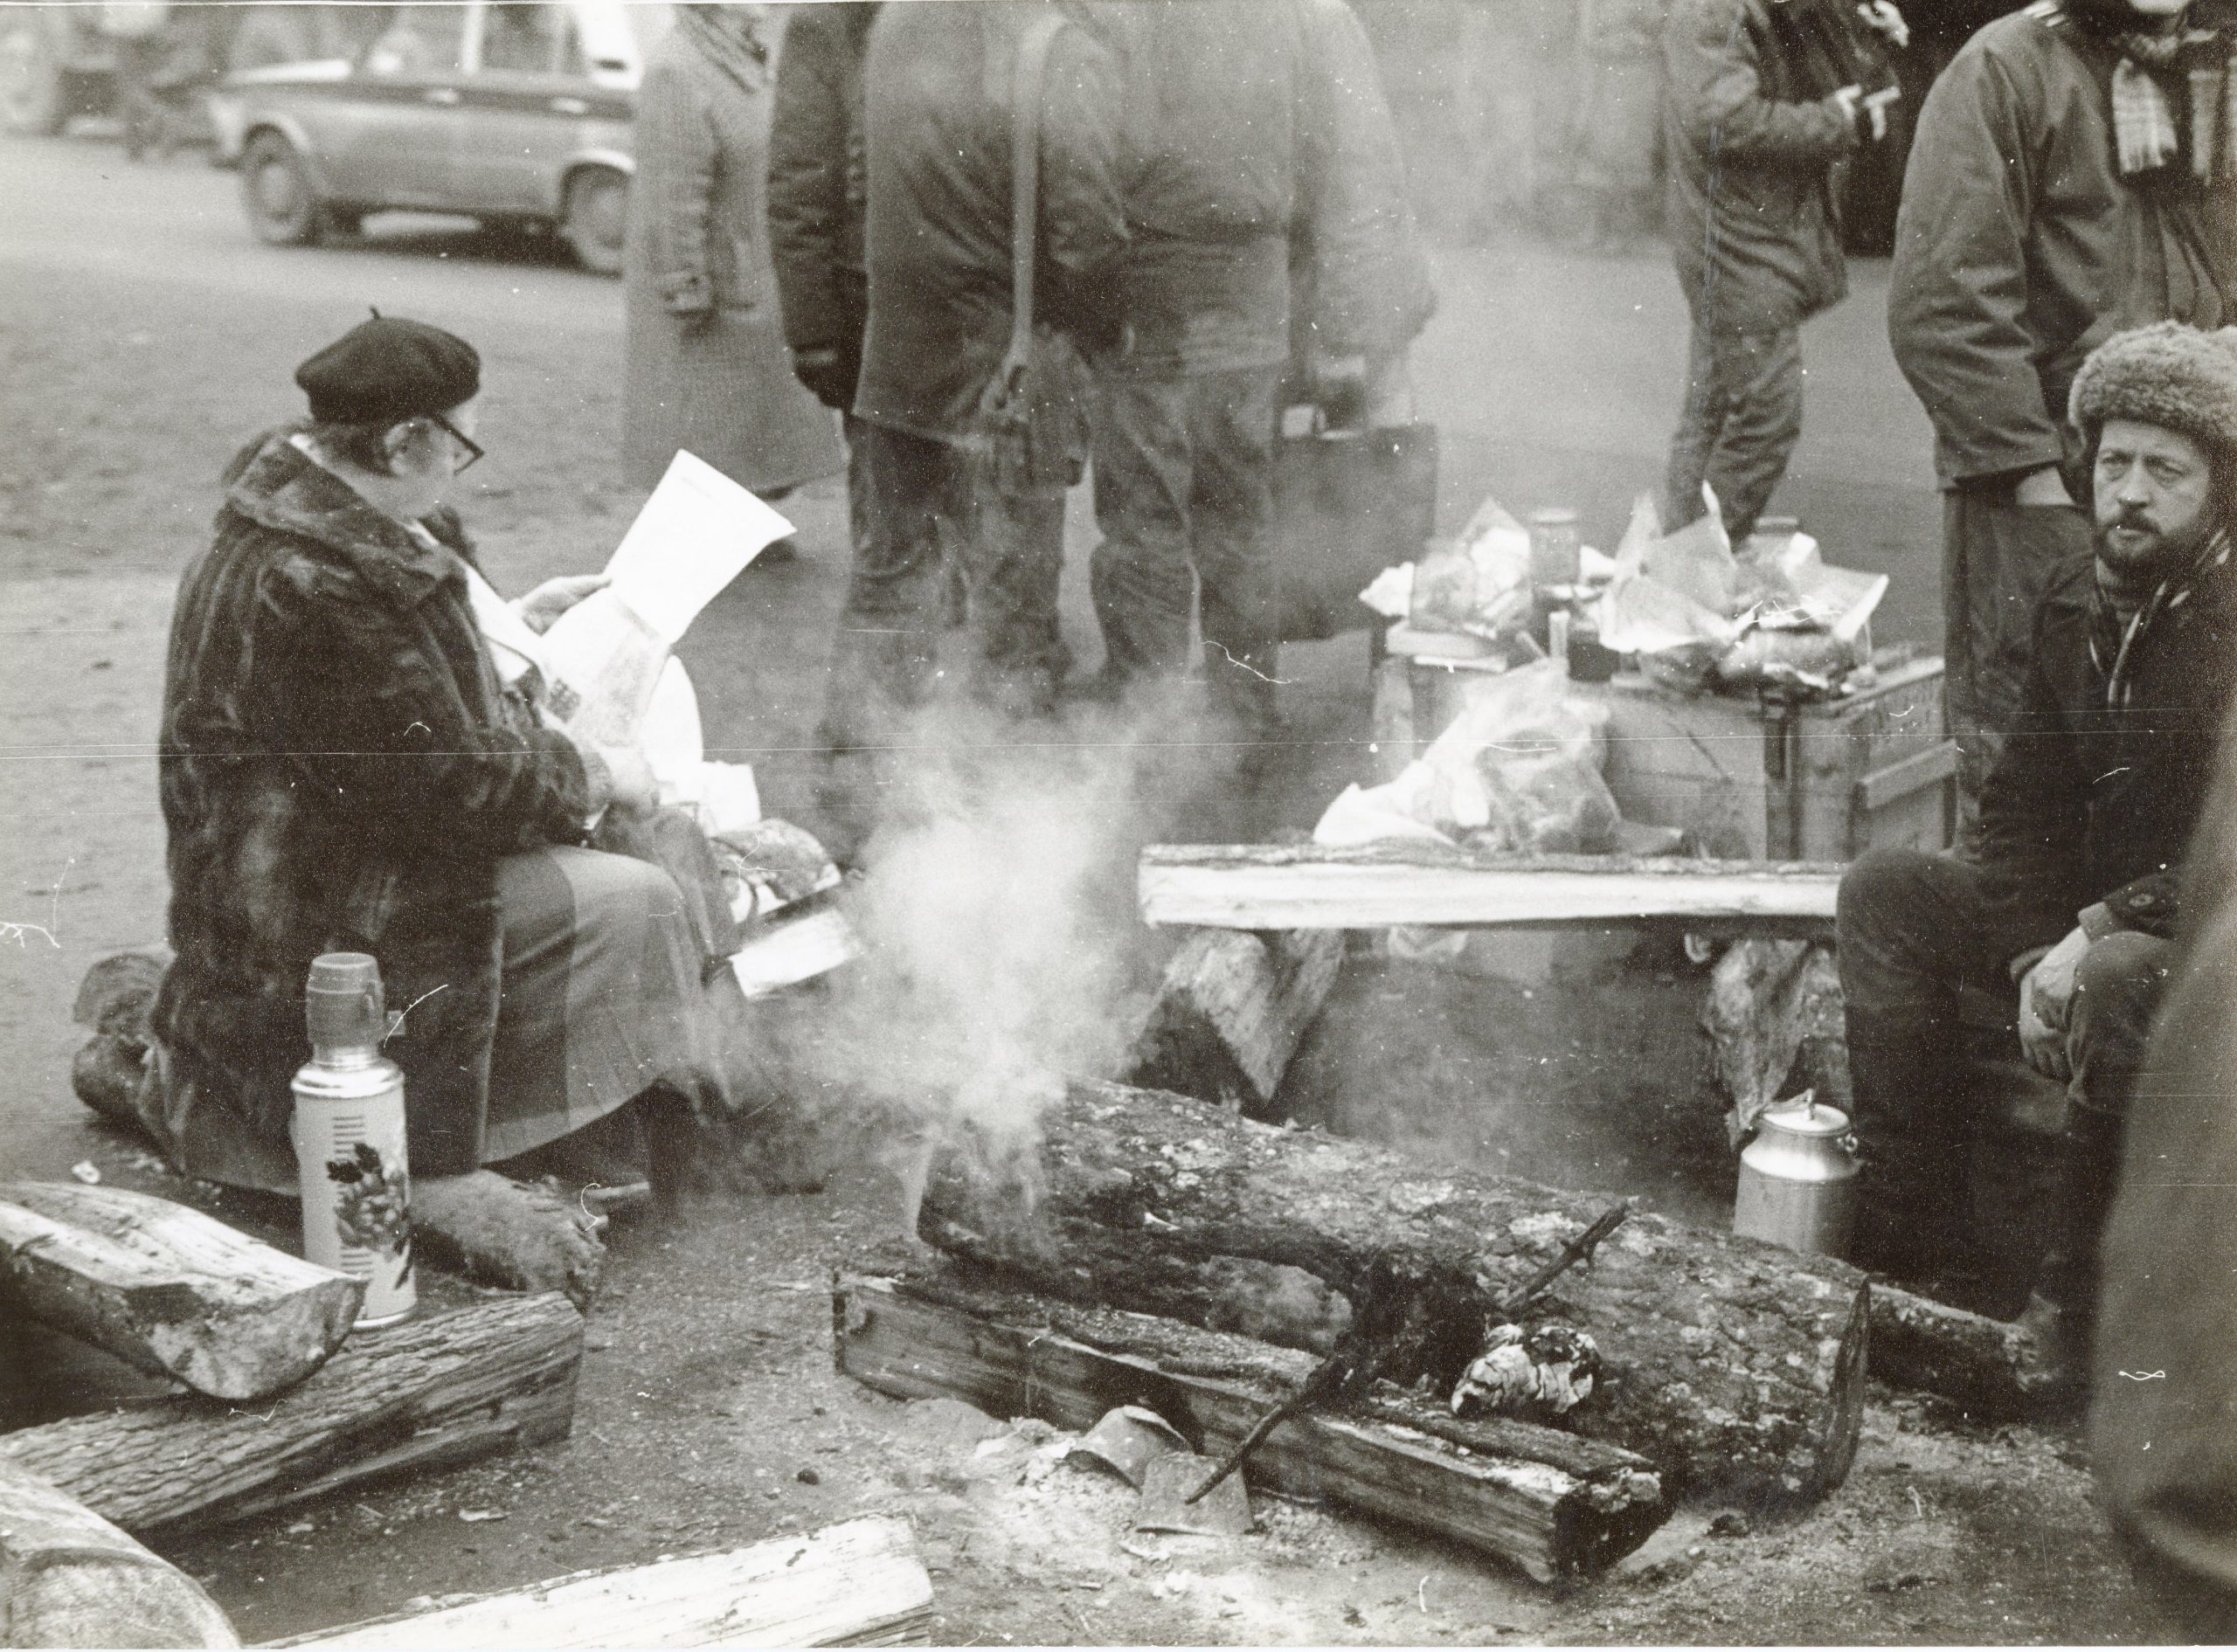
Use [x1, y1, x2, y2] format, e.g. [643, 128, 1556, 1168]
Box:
[431, 411, 485, 475]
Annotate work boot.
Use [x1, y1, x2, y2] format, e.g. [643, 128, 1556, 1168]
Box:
[1842, 1026, 1974, 1285]
[2012, 1106, 2126, 1401]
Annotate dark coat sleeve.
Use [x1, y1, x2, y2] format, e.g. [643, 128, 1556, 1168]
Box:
[1035, 24, 1128, 357]
[1887, 41, 2067, 485]
[1664, 0, 1855, 164]
[1977, 607, 2094, 963]
[767, 6, 852, 355]
[634, 53, 720, 315]
[255, 556, 592, 860]
[1292, 0, 1435, 362]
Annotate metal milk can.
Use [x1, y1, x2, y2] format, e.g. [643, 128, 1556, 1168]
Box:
[1732, 1093, 1858, 1258]
[291, 951, 415, 1327]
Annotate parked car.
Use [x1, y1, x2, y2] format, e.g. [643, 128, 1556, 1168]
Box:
[0, 4, 375, 139]
[207, 1, 671, 274]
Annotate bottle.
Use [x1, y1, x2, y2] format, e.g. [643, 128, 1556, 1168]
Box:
[1732, 1093, 1859, 1258]
[291, 952, 415, 1327]
[1527, 507, 1583, 591]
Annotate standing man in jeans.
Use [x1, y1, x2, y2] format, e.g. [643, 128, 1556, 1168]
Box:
[1659, 0, 1903, 547]
[1888, 0, 2235, 823]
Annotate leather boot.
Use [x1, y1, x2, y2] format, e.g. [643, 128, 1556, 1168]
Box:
[2013, 1106, 2125, 1400]
[1843, 1023, 1974, 1284]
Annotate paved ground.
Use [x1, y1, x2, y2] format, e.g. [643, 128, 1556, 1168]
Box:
[0, 133, 2160, 1645]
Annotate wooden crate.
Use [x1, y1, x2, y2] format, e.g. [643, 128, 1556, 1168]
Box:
[1386, 645, 1955, 862]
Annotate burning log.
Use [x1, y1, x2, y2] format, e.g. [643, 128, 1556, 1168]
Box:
[0, 1460, 238, 1649]
[274, 1517, 934, 1649]
[920, 1081, 1869, 1510]
[0, 1182, 364, 1402]
[835, 1262, 1668, 1580]
[1123, 929, 1345, 1115]
[1138, 844, 1840, 937]
[0, 1295, 581, 1537]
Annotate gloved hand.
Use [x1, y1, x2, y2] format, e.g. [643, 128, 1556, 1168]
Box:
[790, 342, 859, 411]
[2017, 923, 2090, 1081]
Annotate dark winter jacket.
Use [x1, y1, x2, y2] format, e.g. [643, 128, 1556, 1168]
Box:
[1888, 2, 2237, 488]
[1661, 0, 1860, 334]
[767, 2, 878, 401]
[152, 434, 595, 1179]
[854, 2, 1127, 443]
[1977, 543, 2237, 963]
[1091, 0, 1325, 377]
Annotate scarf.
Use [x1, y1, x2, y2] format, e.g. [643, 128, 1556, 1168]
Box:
[675, 4, 770, 96]
[2080, 4, 2237, 182]
[2088, 525, 2234, 708]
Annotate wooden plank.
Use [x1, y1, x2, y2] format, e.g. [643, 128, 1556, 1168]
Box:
[0, 1182, 364, 1402]
[0, 1295, 582, 1538]
[835, 1273, 1666, 1581]
[1138, 845, 1842, 933]
[0, 1460, 238, 1649]
[274, 1517, 933, 1649]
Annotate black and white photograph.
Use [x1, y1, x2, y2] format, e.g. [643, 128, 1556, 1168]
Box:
[0, 0, 2232, 1642]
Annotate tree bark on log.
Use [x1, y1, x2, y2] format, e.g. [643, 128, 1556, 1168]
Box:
[1869, 1285, 2053, 1418]
[0, 1182, 364, 1402]
[1138, 845, 1841, 936]
[1124, 930, 1345, 1115]
[0, 1460, 238, 1649]
[0, 1295, 582, 1538]
[835, 1260, 1668, 1580]
[920, 1081, 1870, 1510]
[273, 1517, 933, 1649]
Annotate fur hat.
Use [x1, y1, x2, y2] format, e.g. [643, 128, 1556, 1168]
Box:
[2069, 321, 2237, 467]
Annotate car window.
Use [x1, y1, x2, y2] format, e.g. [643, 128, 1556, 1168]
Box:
[479, 3, 578, 75]
[363, 3, 469, 76]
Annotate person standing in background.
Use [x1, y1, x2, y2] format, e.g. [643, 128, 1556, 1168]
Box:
[1576, 0, 1668, 251]
[1084, 0, 1327, 760]
[1887, 0, 2236, 823]
[624, 4, 842, 503]
[1659, 0, 1904, 547]
[821, 0, 1126, 854]
[1455, 0, 1572, 243]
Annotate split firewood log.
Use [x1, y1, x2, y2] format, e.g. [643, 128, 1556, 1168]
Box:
[919, 1080, 1870, 1510]
[1123, 929, 1345, 1116]
[0, 1182, 362, 1402]
[0, 1460, 237, 1648]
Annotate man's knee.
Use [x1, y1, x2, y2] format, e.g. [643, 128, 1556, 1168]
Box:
[1837, 847, 1947, 944]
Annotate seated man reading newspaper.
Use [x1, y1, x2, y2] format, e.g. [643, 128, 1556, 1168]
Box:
[128, 315, 800, 1303]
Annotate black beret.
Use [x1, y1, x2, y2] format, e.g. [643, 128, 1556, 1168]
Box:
[294, 315, 481, 425]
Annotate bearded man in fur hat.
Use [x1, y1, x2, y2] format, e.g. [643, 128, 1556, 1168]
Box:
[1835, 321, 2237, 1386]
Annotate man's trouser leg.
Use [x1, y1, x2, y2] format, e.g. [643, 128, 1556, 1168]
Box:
[1943, 485, 2093, 835]
[816, 421, 965, 854]
[1187, 368, 1282, 750]
[959, 468, 1070, 722]
[2033, 931, 2175, 1325]
[1091, 375, 1200, 692]
[1836, 847, 2011, 1278]
[1665, 319, 1803, 543]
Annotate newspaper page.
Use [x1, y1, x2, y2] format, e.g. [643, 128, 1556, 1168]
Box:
[535, 452, 794, 747]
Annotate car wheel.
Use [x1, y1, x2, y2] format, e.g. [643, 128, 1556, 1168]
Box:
[240, 130, 325, 245]
[0, 15, 66, 135]
[560, 166, 627, 277]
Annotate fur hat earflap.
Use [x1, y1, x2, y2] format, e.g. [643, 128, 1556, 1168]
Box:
[2069, 321, 2237, 466]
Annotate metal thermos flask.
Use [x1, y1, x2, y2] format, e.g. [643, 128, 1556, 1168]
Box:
[1732, 1093, 1859, 1258]
[291, 952, 415, 1327]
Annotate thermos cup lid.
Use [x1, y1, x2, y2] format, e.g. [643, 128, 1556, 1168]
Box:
[306, 951, 385, 1048]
